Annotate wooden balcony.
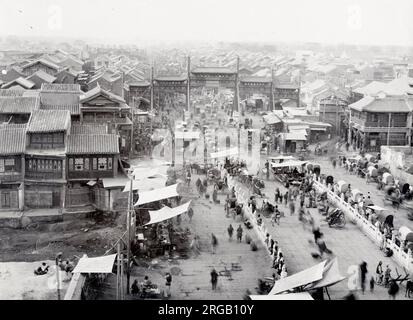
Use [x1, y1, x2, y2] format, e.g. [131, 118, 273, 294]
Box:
[0, 172, 23, 182]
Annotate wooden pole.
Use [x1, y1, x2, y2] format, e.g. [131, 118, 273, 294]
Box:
[116, 243, 120, 300]
[126, 178, 132, 294]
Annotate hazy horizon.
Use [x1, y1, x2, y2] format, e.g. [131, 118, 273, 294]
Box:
[1, 0, 413, 47]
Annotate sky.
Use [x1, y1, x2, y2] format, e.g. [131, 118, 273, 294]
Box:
[0, 0, 413, 46]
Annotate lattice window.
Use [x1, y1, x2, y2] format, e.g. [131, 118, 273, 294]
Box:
[75, 158, 84, 171]
[84, 158, 90, 171]
[98, 158, 107, 171]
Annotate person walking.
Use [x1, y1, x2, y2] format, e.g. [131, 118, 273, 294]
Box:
[236, 225, 243, 242]
[211, 268, 219, 290]
[359, 261, 368, 294]
[375, 261, 383, 284]
[227, 224, 234, 241]
[265, 160, 270, 180]
[283, 191, 288, 206]
[211, 233, 218, 254]
[316, 234, 332, 258]
[165, 272, 172, 297]
[187, 207, 194, 222]
[289, 200, 295, 216]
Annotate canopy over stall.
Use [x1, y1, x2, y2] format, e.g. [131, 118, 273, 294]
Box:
[144, 201, 191, 226]
[268, 260, 327, 295]
[250, 292, 314, 300]
[73, 254, 117, 274]
[367, 205, 388, 212]
[210, 147, 239, 159]
[134, 184, 179, 206]
[123, 177, 167, 192]
[306, 258, 346, 290]
[271, 160, 308, 168]
[268, 155, 296, 163]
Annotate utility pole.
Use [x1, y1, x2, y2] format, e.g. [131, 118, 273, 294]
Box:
[387, 113, 392, 146]
[187, 56, 191, 113]
[150, 63, 154, 158]
[126, 178, 133, 295]
[348, 107, 352, 146]
[116, 242, 120, 300]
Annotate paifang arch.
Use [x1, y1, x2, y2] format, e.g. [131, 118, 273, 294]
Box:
[125, 61, 300, 112]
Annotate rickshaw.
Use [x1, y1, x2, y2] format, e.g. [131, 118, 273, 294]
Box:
[357, 158, 369, 178]
[366, 166, 379, 184]
[207, 167, 221, 184]
[383, 186, 402, 209]
[365, 154, 377, 163]
[398, 226, 413, 250]
[381, 172, 395, 186]
[350, 189, 363, 206]
[335, 180, 349, 195]
[374, 209, 394, 234]
[326, 208, 346, 228]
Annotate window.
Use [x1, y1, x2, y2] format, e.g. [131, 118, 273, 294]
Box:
[0, 159, 4, 173]
[68, 158, 74, 171]
[84, 158, 90, 171]
[75, 158, 84, 171]
[92, 158, 97, 170]
[108, 158, 112, 170]
[98, 158, 107, 171]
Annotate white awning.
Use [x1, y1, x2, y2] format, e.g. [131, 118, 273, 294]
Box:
[271, 160, 307, 168]
[87, 180, 97, 186]
[268, 155, 297, 161]
[145, 201, 191, 226]
[210, 147, 239, 159]
[123, 177, 167, 192]
[73, 254, 117, 274]
[250, 292, 314, 300]
[134, 184, 179, 206]
[175, 131, 200, 140]
[307, 257, 346, 289]
[367, 205, 388, 212]
[268, 260, 327, 295]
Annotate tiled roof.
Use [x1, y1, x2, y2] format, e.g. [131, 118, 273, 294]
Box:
[67, 134, 119, 155]
[350, 96, 412, 113]
[70, 123, 107, 135]
[2, 77, 35, 89]
[40, 91, 80, 106]
[27, 110, 71, 133]
[21, 59, 61, 71]
[191, 67, 235, 74]
[0, 97, 39, 114]
[80, 86, 125, 104]
[0, 128, 26, 155]
[0, 89, 25, 97]
[40, 83, 81, 92]
[27, 70, 57, 83]
[40, 104, 80, 115]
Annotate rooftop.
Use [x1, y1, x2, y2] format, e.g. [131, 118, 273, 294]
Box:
[80, 86, 126, 104]
[2, 77, 35, 90]
[70, 123, 107, 135]
[349, 96, 412, 113]
[67, 134, 119, 155]
[27, 70, 57, 84]
[191, 67, 235, 74]
[0, 97, 39, 114]
[27, 110, 71, 133]
[0, 128, 27, 155]
[40, 83, 81, 92]
[21, 58, 61, 71]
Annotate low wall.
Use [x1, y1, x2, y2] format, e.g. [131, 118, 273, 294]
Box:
[313, 179, 413, 273]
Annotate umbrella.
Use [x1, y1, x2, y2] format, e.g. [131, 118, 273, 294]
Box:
[399, 226, 413, 242]
[336, 180, 348, 193]
[382, 173, 394, 185]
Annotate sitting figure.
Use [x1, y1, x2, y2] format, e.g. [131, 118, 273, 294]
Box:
[34, 262, 50, 275]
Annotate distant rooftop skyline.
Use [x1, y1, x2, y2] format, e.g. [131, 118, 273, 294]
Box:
[1, 0, 413, 47]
